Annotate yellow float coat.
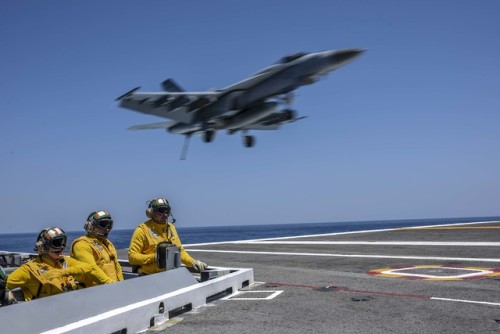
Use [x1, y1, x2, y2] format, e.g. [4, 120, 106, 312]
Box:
[128, 220, 195, 275]
[6, 255, 112, 301]
[70, 234, 124, 286]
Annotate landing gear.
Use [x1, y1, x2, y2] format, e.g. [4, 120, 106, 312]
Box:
[282, 109, 296, 121]
[180, 135, 191, 160]
[203, 130, 216, 143]
[243, 135, 255, 148]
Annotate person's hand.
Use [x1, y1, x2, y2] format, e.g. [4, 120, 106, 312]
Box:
[192, 260, 208, 272]
[3, 290, 17, 305]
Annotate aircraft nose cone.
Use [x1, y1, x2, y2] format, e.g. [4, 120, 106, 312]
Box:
[331, 48, 365, 65]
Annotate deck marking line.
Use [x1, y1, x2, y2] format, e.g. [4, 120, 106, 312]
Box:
[184, 220, 500, 247]
[267, 282, 430, 299]
[369, 265, 500, 280]
[222, 290, 283, 301]
[266, 282, 328, 289]
[400, 226, 500, 230]
[267, 282, 500, 306]
[186, 249, 500, 263]
[430, 297, 500, 306]
[240, 241, 500, 246]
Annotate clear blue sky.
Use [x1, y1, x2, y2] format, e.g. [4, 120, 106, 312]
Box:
[1, 1, 499, 233]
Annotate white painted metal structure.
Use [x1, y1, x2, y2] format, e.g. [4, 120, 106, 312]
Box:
[0, 266, 253, 333]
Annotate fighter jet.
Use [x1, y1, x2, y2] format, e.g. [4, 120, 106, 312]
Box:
[116, 48, 364, 159]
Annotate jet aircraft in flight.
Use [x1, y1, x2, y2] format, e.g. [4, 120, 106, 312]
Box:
[116, 48, 364, 159]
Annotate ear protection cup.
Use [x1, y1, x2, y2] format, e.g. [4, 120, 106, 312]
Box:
[146, 206, 153, 218]
[36, 230, 44, 242]
[85, 212, 96, 232]
[34, 240, 44, 253]
[34, 229, 47, 253]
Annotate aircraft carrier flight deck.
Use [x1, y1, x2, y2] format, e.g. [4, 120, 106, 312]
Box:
[155, 220, 500, 333]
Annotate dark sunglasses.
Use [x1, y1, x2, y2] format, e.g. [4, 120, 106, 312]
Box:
[96, 219, 113, 229]
[155, 207, 171, 214]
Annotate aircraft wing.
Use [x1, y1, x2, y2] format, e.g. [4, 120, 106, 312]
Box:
[117, 88, 219, 123]
[128, 121, 177, 130]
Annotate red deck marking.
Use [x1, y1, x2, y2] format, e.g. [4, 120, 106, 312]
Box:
[266, 282, 431, 299]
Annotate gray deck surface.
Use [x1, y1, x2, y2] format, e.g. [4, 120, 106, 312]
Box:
[146, 221, 500, 333]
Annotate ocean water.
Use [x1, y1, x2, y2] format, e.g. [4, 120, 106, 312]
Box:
[1, 216, 499, 253]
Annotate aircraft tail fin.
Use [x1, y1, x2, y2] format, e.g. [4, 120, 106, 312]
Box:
[162, 78, 184, 92]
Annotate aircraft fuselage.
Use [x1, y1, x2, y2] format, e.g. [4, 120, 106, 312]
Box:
[195, 49, 363, 123]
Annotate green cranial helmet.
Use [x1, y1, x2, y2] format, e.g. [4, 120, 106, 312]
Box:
[146, 198, 171, 218]
[150, 198, 170, 210]
[85, 210, 113, 233]
[34, 227, 67, 254]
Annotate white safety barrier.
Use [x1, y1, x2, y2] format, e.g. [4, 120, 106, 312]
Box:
[0, 266, 253, 334]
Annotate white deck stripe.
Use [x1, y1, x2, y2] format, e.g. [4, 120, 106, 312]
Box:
[240, 241, 500, 246]
[184, 220, 500, 247]
[222, 290, 284, 301]
[187, 249, 500, 263]
[431, 297, 500, 307]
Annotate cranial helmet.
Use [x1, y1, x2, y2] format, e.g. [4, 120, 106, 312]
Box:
[146, 198, 170, 218]
[85, 210, 113, 236]
[34, 227, 67, 254]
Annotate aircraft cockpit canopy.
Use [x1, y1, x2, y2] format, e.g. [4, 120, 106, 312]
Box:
[279, 52, 308, 64]
[254, 52, 309, 76]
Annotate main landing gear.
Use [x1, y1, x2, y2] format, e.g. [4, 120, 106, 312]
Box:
[243, 134, 255, 148]
[203, 130, 215, 143]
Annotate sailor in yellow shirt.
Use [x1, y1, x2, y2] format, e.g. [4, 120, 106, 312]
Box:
[128, 198, 208, 275]
[70, 211, 124, 286]
[7, 227, 112, 301]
